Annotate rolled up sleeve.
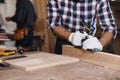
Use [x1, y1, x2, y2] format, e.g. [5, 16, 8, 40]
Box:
[47, 0, 61, 31]
[97, 0, 117, 38]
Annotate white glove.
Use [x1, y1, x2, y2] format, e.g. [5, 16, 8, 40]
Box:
[82, 36, 103, 51]
[69, 31, 87, 46]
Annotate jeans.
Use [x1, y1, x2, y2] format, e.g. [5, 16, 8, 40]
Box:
[55, 38, 71, 55]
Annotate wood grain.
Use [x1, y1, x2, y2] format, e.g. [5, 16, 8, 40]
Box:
[62, 45, 120, 71]
[5, 52, 79, 71]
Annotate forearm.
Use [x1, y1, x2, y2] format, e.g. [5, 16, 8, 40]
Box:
[99, 32, 113, 47]
[53, 26, 71, 41]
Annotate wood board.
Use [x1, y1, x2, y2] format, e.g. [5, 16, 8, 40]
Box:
[62, 45, 120, 71]
[5, 52, 79, 71]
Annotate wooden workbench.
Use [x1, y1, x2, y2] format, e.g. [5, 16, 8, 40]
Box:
[0, 60, 120, 80]
[1, 46, 120, 80]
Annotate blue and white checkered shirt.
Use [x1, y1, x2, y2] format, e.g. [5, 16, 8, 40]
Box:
[47, 0, 117, 37]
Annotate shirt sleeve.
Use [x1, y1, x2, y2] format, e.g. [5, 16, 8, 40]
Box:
[97, 0, 117, 38]
[47, 0, 62, 31]
[11, 2, 24, 23]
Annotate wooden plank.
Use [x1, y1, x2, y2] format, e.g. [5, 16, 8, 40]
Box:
[62, 45, 120, 71]
[5, 52, 79, 71]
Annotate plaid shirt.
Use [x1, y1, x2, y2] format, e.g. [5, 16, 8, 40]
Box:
[47, 0, 117, 37]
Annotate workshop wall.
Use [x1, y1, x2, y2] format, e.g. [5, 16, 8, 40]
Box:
[110, 1, 120, 55]
[33, 0, 55, 53]
[5, 0, 16, 33]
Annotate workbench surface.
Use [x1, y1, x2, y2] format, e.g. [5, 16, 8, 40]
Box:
[0, 61, 120, 80]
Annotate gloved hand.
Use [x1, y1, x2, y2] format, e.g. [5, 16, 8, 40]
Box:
[82, 36, 103, 51]
[69, 31, 87, 46]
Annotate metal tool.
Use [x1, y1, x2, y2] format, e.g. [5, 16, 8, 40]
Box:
[17, 46, 24, 54]
[80, 19, 91, 35]
[2, 55, 27, 61]
[0, 54, 27, 69]
[80, 19, 101, 52]
[87, 48, 101, 52]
